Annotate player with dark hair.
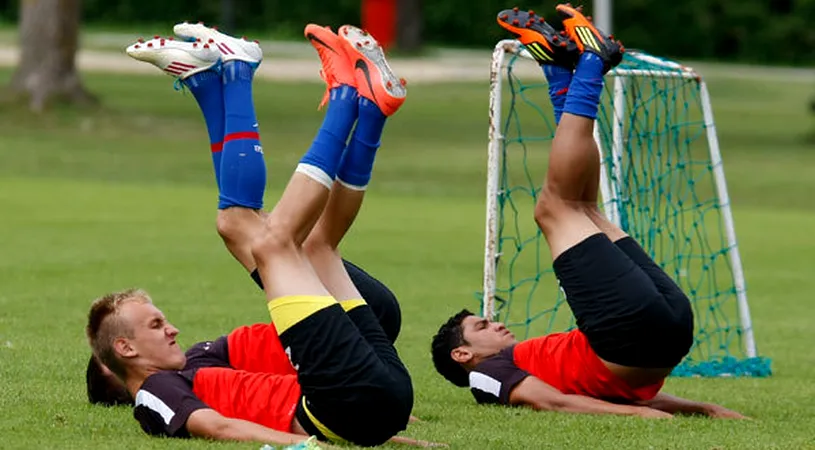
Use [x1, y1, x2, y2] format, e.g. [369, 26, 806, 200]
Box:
[431, 5, 746, 419]
[85, 22, 432, 447]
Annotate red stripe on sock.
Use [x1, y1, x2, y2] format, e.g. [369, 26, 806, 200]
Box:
[223, 131, 260, 142]
[211, 142, 224, 152]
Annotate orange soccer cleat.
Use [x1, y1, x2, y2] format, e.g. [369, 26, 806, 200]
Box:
[338, 25, 407, 117]
[304, 24, 358, 109]
[497, 7, 579, 68]
[555, 3, 624, 72]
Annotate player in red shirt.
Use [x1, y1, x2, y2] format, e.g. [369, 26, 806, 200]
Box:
[431, 6, 746, 419]
[85, 22, 421, 447]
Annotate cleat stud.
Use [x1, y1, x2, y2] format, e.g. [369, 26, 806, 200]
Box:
[193, 42, 198, 48]
[386, 81, 392, 88]
[208, 38, 214, 43]
[356, 42, 362, 47]
[212, 26, 218, 30]
[587, 15, 593, 21]
[137, 38, 144, 43]
[512, 18, 519, 25]
[501, 14, 509, 21]
[343, 28, 349, 35]
[147, 42, 153, 47]
[203, 43, 210, 49]
[198, 21, 204, 24]
[513, 6, 519, 12]
[560, 31, 567, 36]
[553, 36, 559, 42]
[168, 36, 174, 40]
[153, 35, 160, 39]
[528, 9, 535, 15]
[254, 39, 259, 44]
[400, 78, 407, 86]
[539, 17, 545, 22]
[559, 42, 567, 47]
[134, 44, 140, 49]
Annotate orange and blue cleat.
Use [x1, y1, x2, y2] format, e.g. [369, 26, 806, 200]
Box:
[497, 7, 579, 68]
[555, 3, 624, 73]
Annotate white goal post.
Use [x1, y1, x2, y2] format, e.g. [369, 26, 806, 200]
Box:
[483, 39, 758, 360]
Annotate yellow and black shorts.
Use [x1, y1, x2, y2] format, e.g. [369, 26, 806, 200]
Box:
[269, 296, 413, 446]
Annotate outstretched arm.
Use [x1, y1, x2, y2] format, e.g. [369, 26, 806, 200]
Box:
[186, 408, 310, 445]
[509, 376, 672, 418]
[637, 393, 748, 419]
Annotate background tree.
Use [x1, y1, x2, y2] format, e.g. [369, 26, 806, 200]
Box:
[396, 0, 422, 53]
[9, 0, 96, 112]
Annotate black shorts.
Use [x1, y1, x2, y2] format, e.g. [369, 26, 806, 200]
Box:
[281, 303, 413, 446]
[552, 233, 694, 368]
[251, 259, 402, 343]
[342, 260, 402, 343]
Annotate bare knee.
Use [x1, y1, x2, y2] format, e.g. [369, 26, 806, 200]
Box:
[302, 232, 338, 260]
[251, 224, 297, 268]
[216, 208, 261, 242]
[534, 188, 568, 232]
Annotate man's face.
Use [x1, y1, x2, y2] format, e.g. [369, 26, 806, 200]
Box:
[117, 301, 186, 372]
[452, 315, 517, 366]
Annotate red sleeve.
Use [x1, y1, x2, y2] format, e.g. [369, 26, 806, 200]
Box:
[468, 345, 529, 405]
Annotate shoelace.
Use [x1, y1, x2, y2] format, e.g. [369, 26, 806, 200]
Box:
[317, 68, 338, 110]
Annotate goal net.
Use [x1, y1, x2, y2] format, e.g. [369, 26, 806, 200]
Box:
[482, 40, 771, 377]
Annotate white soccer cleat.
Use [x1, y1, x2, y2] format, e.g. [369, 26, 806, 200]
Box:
[173, 22, 263, 68]
[125, 37, 220, 79]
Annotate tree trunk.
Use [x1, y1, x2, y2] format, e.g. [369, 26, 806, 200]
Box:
[9, 0, 96, 112]
[396, 0, 422, 53]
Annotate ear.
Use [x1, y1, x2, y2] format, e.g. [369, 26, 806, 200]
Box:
[450, 347, 473, 365]
[113, 337, 137, 359]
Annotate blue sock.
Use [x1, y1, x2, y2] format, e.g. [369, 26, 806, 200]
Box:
[183, 70, 225, 188]
[542, 65, 573, 125]
[297, 85, 359, 189]
[218, 61, 266, 210]
[563, 53, 606, 120]
[336, 97, 387, 189]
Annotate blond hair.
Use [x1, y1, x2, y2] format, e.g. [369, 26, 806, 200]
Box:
[86, 289, 152, 379]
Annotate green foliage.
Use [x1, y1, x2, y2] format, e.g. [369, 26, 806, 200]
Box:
[3, 0, 814, 64]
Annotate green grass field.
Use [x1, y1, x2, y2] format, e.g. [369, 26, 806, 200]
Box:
[0, 65, 814, 450]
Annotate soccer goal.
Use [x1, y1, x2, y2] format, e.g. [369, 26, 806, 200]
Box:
[482, 39, 771, 377]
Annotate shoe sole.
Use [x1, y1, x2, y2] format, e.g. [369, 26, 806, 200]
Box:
[173, 22, 263, 65]
[497, 9, 555, 51]
[340, 26, 406, 100]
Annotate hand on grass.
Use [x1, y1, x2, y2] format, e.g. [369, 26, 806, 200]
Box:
[705, 404, 749, 419]
[636, 406, 674, 419]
